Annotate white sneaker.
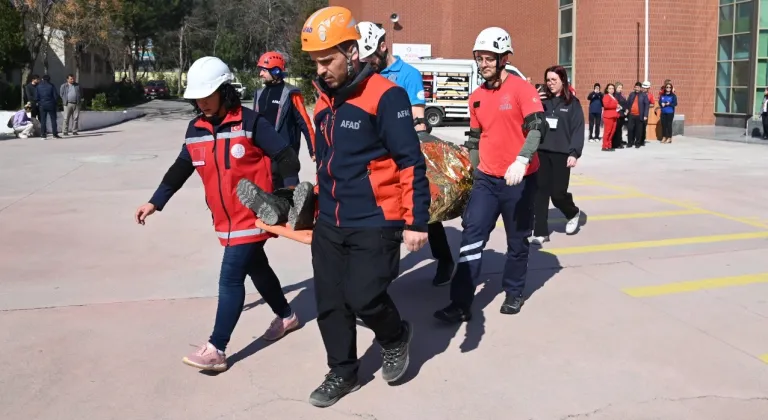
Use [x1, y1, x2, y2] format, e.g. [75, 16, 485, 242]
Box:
[529, 236, 549, 245]
[565, 211, 581, 235]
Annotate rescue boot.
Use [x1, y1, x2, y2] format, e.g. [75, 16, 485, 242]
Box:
[500, 294, 524, 315]
[288, 181, 316, 230]
[236, 178, 291, 226]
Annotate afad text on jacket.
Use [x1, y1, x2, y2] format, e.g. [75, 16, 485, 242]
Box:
[313, 66, 431, 231]
[184, 106, 275, 246]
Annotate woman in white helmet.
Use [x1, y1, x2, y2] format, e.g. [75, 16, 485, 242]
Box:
[133, 56, 304, 372]
[435, 27, 548, 324]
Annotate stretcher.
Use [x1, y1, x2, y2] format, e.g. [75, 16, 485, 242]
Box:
[258, 134, 473, 245]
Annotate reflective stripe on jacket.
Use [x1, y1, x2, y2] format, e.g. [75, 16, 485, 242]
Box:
[185, 106, 274, 246]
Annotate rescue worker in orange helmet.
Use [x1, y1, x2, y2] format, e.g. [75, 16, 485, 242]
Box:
[434, 27, 548, 324]
[134, 56, 302, 372]
[300, 6, 431, 408]
[254, 51, 317, 189]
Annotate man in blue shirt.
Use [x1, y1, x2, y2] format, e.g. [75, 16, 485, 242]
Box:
[357, 21, 455, 287]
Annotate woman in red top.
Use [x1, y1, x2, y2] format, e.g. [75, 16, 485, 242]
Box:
[601, 83, 619, 152]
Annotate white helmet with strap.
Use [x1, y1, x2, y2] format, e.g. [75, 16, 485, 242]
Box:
[356, 21, 386, 60]
[473, 27, 513, 55]
[183, 56, 234, 99]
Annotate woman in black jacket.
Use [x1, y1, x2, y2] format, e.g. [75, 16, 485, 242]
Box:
[612, 82, 628, 149]
[532, 65, 585, 244]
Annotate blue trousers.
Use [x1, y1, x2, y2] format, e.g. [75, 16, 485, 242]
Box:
[449, 169, 537, 307]
[209, 241, 292, 351]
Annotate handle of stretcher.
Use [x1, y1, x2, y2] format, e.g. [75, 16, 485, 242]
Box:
[256, 220, 404, 245]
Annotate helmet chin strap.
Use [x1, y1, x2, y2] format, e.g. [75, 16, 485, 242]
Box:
[336, 44, 360, 84]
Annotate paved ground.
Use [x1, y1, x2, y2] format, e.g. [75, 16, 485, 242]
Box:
[2, 111, 768, 420]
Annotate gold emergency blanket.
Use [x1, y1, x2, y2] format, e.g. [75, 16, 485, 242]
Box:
[420, 134, 474, 223]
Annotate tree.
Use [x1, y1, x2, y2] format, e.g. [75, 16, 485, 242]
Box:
[12, 0, 60, 81]
[0, 0, 29, 72]
[289, 0, 328, 102]
[114, 0, 191, 82]
[50, 0, 121, 81]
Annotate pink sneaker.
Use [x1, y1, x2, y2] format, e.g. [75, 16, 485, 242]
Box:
[182, 342, 228, 372]
[262, 312, 299, 341]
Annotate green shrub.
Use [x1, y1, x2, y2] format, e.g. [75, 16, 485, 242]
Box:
[91, 93, 108, 110]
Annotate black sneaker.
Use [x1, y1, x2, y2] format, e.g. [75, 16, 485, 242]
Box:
[288, 181, 316, 230]
[236, 178, 291, 225]
[381, 321, 413, 383]
[308, 373, 360, 408]
[500, 294, 524, 315]
[434, 302, 472, 324]
[432, 259, 455, 287]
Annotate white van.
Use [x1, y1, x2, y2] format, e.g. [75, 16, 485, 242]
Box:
[406, 58, 526, 127]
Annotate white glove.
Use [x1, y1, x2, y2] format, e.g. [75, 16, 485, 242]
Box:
[504, 158, 528, 186]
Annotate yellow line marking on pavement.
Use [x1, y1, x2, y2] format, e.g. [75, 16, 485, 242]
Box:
[541, 231, 768, 256]
[578, 193, 642, 201]
[578, 178, 768, 231]
[622, 272, 768, 298]
[496, 209, 705, 227]
[568, 181, 601, 186]
[759, 354, 768, 364]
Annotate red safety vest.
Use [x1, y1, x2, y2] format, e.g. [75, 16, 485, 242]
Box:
[185, 106, 275, 246]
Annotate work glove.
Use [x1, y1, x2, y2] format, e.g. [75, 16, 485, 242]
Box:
[504, 158, 528, 186]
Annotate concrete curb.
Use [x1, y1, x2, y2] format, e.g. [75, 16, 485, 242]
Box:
[0, 109, 146, 138]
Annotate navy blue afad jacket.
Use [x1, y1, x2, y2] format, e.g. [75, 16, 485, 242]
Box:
[313, 66, 431, 231]
[36, 81, 60, 111]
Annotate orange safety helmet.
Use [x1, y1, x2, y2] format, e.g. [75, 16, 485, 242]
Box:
[257, 52, 286, 72]
[301, 6, 360, 52]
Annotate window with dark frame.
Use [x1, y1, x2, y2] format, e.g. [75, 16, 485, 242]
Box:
[558, 0, 575, 85]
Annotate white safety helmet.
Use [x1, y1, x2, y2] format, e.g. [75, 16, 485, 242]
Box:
[473, 27, 513, 55]
[183, 56, 234, 100]
[357, 21, 386, 60]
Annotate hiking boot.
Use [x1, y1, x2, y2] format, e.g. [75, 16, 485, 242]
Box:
[500, 294, 524, 315]
[381, 321, 413, 383]
[432, 259, 454, 287]
[236, 178, 290, 225]
[288, 181, 316, 230]
[308, 373, 361, 408]
[182, 342, 227, 372]
[434, 302, 472, 324]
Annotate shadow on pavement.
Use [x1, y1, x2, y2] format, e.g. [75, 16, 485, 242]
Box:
[547, 208, 589, 235]
[356, 226, 561, 387]
[228, 224, 561, 381]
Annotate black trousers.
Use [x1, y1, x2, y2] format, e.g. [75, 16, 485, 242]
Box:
[660, 113, 674, 138]
[588, 113, 602, 138]
[39, 107, 58, 137]
[312, 221, 406, 380]
[763, 114, 768, 138]
[626, 115, 645, 146]
[427, 222, 453, 262]
[533, 150, 580, 237]
[612, 117, 625, 148]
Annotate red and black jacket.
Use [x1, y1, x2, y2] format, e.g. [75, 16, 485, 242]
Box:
[313, 67, 431, 231]
[149, 105, 296, 246]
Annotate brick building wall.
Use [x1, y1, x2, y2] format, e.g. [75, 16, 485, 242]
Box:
[576, 0, 718, 125]
[331, 0, 557, 84]
[332, 0, 718, 125]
